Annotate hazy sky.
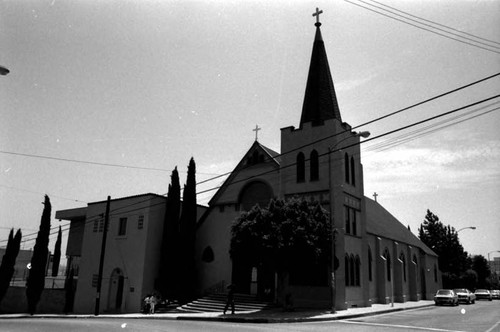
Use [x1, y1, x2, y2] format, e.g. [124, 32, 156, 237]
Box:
[1, 0, 499, 262]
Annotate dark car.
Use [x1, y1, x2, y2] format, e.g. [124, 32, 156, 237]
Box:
[474, 289, 492, 301]
[434, 289, 459, 306]
[453, 288, 476, 304]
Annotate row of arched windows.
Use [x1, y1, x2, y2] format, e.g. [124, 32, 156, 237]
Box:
[367, 248, 419, 283]
[296, 150, 319, 182]
[345, 254, 361, 287]
[296, 151, 358, 186]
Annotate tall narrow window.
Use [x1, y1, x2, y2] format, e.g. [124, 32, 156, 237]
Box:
[350, 156, 356, 186]
[355, 255, 361, 286]
[118, 217, 127, 236]
[297, 153, 305, 183]
[351, 209, 357, 236]
[368, 247, 373, 281]
[350, 255, 356, 286]
[310, 150, 319, 181]
[345, 255, 350, 286]
[400, 253, 406, 282]
[434, 264, 438, 282]
[344, 206, 351, 234]
[384, 249, 391, 282]
[344, 153, 350, 183]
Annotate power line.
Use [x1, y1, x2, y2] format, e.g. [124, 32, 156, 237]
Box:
[8, 97, 499, 247]
[367, 0, 500, 46]
[0, 150, 220, 176]
[196, 94, 500, 196]
[345, 0, 500, 55]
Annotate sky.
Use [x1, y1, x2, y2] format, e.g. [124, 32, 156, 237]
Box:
[1, 0, 499, 264]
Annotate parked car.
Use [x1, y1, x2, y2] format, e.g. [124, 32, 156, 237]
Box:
[490, 290, 500, 300]
[434, 289, 459, 306]
[474, 289, 492, 301]
[453, 288, 476, 304]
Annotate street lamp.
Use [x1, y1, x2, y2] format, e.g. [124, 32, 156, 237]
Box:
[328, 130, 370, 313]
[457, 226, 476, 233]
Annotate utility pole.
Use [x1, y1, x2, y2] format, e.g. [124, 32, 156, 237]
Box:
[94, 196, 111, 316]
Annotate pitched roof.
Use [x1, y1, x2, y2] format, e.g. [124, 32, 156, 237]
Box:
[365, 197, 437, 256]
[300, 22, 342, 127]
[206, 141, 280, 207]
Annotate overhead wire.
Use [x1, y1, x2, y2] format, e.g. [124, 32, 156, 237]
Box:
[344, 0, 500, 55]
[4, 83, 500, 246]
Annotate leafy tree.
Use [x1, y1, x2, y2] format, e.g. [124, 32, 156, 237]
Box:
[0, 228, 22, 304]
[51, 226, 62, 277]
[230, 198, 331, 305]
[157, 167, 181, 300]
[26, 195, 51, 315]
[418, 209, 468, 288]
[471, 255, 490, 289]
[178, 157, 197, 304]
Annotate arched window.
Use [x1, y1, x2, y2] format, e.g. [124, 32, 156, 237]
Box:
[344, 153, 350, 183]
[368, 247, 373, 282]
[297, 153, 305, 183]
[350, 156, 356, 186]
[345, 255, 350, 286]
[202, 246, 214, 263]
[355, 255, 361, 286]
[350, 255, 356, 286]
[239, 181, 274, 211]
[384, 249, 391, 282]
[400, 252, 406, 282]
[310, 150, 319, 181]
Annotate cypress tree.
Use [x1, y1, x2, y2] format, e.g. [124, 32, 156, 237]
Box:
[26, 195, 51, 315]
[52, 226, 62, 277]
[0, 228, 22, 304]
[179, 157, 197, 304]
[157, 167, 181, 300]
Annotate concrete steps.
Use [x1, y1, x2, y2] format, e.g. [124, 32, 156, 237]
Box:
[177, 293, 275, 313]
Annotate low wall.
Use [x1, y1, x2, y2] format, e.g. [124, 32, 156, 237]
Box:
[0, 286, 66, 314]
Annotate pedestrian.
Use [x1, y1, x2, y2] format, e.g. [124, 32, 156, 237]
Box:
[150, 294, 158, 314]
[223, 284, 235, 315]
[143, 295, 151, 314]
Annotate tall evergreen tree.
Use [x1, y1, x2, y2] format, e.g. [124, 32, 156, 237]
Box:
[157, 167, 181, 300]
[52, 226, 62, 277]
[0, 228, 22, 304]
[178, 157, 197, 304]
[26, 195, 51, 315]
[418, 209, 468, 288]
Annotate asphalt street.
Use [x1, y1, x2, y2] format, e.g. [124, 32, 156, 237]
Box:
[0, 301, 498, 332]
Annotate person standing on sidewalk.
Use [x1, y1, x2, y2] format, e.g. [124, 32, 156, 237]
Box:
[223, 284, 235, 315]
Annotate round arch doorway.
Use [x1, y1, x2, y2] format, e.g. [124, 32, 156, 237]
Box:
[107, 268, 125, 312]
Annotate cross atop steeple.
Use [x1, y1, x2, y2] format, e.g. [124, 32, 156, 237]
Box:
[253, 125, 261, 141]
[313, 7, 323, 26]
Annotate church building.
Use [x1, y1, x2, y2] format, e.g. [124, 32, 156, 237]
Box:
[193, 12, 441, 309]
[56, 11, 440, 314]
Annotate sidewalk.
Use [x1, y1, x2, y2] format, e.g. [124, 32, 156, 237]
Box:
[0, 300, 435, 323]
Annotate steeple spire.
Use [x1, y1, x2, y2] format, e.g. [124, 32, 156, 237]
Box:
[300, 9, 342, 127]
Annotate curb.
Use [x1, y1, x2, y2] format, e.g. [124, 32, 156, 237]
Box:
[0, 303, 435, 323]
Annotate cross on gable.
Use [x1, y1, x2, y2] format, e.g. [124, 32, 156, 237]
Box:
[313, 7, 323, 24]
[373, 192, 378, 202]
[253, 125, 261, 141]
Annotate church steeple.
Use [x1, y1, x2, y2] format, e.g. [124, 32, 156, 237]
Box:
[300, 9, 342, 127]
